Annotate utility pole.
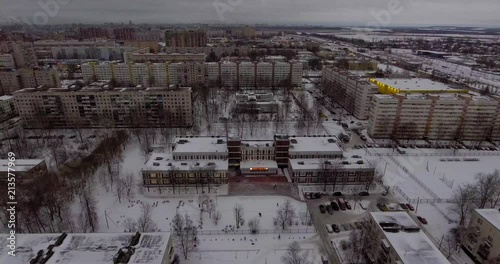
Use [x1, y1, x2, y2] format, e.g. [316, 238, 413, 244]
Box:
[104, 209, 109, 228]
[415, 197, 420, 214]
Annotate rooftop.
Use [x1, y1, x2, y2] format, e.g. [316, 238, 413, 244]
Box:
[370, 78, 468, 94]
[288, 154, 373, 171]
[143, 153, 228, 171]
[0, 159, 45, 173]
[172, 136, 228, 154]
[240, 160, 278, 169]
[0, 95, 13, 101]
[371, 212, 450, 264]
[288, 136, 342, 154]
[475, 209, 500, 230]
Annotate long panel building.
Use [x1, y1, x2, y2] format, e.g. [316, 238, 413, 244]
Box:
[13, 85, 193, 128]
[82, 61, 303, 89]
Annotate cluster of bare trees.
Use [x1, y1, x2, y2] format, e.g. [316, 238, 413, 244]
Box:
[346, 218, 380, 263]
[275, 200, 297, 230]
[450, 170, 500, 226]
[172, 212, 198, 260]
[123, 202, 158, 233]
[281, 241, 311, 264]
[197, 194, 219, 228]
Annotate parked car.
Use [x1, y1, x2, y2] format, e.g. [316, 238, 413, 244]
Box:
[359, 191, 370, 196]
[326, 205, 334, 215]
[332, 224, 340, 233]
[314, 192, 321, 199]
[417, 216, 428, 224]
[382, 190, 389, 196]
[325, 224, 333, 233]
[377, 203, 386, 211]
[399, 203, 409, 210]
[319, 205, 326, 214]
[332, 191, 343, 197]
[331, 201, 340, 211]
[304, 192, 311, 199]
[345, 201, 352, 210]
[338, 198, 347, 210]
[360, 135, 367, 141]
[406, 203, 415, 211]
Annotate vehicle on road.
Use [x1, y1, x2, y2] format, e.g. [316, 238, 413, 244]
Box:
[332, 191, 343, 196]
[338, 198, 346, 210]
[406, 203, 415, 211]
[326, 205, 333, 215]
[331, 201, 340, 211]
[319, 205, 326, 214]
[417, 216, 428, 224]
[325, 224, 333, 233]
[399, 203, 409, 210]
[345, 201, 352, 210]
[332, 224, 340, 233]
[359, 191, 370, 196]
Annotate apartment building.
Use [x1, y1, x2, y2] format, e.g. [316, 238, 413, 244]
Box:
[322, 67, 379, 120]
[164, 30, 207, 47]
[0, 54, 15, 68]
[0, 95, 16, 121]
[13, 85, 193, 129]
[463, 209, 500, 263]
[235, 92, 278, 113]
[0, 67, 60, 95]
[77, 27, 110, 39]
[112, 27, 136, 40]
[82, 61, 302, 88]
[368, 93, 500, 141]
[33, 40, 117, 59]
[369, 212, 450, 264]
[0, 42, 37, 67]
[127, 52, 206, 63]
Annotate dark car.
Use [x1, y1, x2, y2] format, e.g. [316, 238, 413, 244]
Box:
[332, 191, 343, 197]
[359, 191, 370, 196]
[345, 201, 352, 210]
[331, 201, 340, 211]
[319, 205, 326, 214]
[377, 203, 386, 211]
[332, 224, 340, 233]
[314, 192, 322, 199]
[406, 203, 415, 211]
[417, 216, 428, 224]
[304, 192, 311, 199]
[399, 203, 409, 210]
[326, 205, 333, 215]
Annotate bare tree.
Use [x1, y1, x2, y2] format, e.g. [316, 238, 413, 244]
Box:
[281, 241, 311, 264]
[115, 178, 126, 203]
[205, 200, 216, 218]
[450, 184, 477, 226]
[124, 173, 135, 199]
[123, 218, 138, 232]
[276, 200, 296, 230]
[346, 217, 380, 263]
[172, 212, 198, 260]
[137, 202, 157, 232]
[473, 170, 500, 209]
[234, 203, 244, 228]
[79, 188, 98, 232]
[212, 210, 222, 226]
[440, 231, 459, 259]
[248, 218, 261, 234]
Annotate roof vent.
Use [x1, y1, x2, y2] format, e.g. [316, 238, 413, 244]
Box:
[356, 160, 364, 164]
[155, 156, 164, 160]
[181, 162, 187, 166]
[291, 139, 298, 144]
[298, 161, 304, 165]
[195, 162, 200, 166]
[217, 139, 224, 144]
[153, 162, 160, 166]
[167, 163, 172, 166]
[342, 161, 351, 165]
[352, 155, 361, 158]
[328, 138, 336, 143]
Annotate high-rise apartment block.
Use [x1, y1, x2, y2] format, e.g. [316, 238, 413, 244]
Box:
[322, 67, 379, 120]
[0, 41, 37, 68]
[0, 54, 15, 68]
[82, 61, 303, 88]
[164, 30, 207, 47]
[0, 67, 60, 95]
[13, 85, 193, 129]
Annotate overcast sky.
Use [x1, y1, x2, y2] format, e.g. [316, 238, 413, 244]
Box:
[1, 0, 499, 26]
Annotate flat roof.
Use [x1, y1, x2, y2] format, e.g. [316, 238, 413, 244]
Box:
[372, 78, 462, 92]
[172, 137, 227, 154]
[143, 153, 228, 171]
[289, 155, 373, 171]
[476, 209, 500, 230]
[240, 160, 278, 169]
[241, 140, 274, 147]
[288, 136, 342, 154]
[0, 95, 13, 101]
[0, 159, 44, 172]
[0, 234, 59, 264]
[371, 212, 450, 264]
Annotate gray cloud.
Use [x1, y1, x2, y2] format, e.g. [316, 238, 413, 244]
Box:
[0, 0, 499, 26]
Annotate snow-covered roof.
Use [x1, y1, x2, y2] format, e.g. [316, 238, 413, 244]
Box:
[143, 153, 228, 171]
[0, 234, 59, 264]
[289, 155, 373, 171]
[240, 160, 278, 169]
[172, 137, 227, 154]
[0, 159, 45, 172]
[0, 95, 13, 101]
[372, 78, 461, 92]
[475, 209, 500, 230]
[288, 136, 342, 154]
[241, 140, 274, 148]
[370, 212, 450, 264]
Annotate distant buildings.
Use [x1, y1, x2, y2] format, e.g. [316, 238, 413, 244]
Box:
[113, 27, 136, 40]
[14, 85, 193, 129]
[82, 61, 302, 89]
[126, 52, 206, 63]
[164, 30, 207, 47]
[322, 67, 378, 120]
[235, 92, 278, 113]
[77, 27, 110, 39]
[369, 212, 450, 264]
[0, 54, 15, 68]
[463, 209, 500, 263]
[0, 41, 37, 68]
[0, 95, 16, 121]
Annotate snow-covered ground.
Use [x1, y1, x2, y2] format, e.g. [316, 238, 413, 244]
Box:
[184, 233, 324, 264]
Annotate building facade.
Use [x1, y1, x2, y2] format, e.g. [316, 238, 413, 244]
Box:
[322, 67, 379, 120]
[14, 85, 193, 128]
[0, 54, 15, 68]
[463, 209, 500, 263]
[0, 95, 16, 121]
[368, 93, 500, 141]
[235, 92, 279, 113]
[128, 52, 206, 63]
[164, 30, 207, 47]
[0, 67, 60, 95]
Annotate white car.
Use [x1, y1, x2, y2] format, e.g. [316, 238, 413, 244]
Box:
[325, 224, 333, 233]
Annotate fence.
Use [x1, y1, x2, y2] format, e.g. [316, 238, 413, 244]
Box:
[198, 228, 317, 236]
[392, 185, 458, 204]
[366, 149, 500, 157]
[301, 185, 382, 193]
[387, 156, 440, 199]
